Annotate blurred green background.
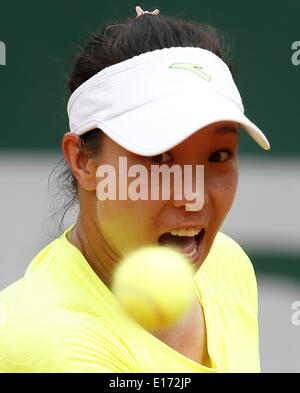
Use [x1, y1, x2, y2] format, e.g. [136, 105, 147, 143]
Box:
[0, 0, 299, 372]
[0, 0, 299, 155]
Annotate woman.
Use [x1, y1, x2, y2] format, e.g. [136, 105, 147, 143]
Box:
[0, 6, 270, 373]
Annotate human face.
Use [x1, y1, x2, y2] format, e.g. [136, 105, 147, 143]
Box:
[93, 121, 239, 270]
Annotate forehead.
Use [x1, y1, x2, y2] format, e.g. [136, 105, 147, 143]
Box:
[195, 121, 239, 136]
[212, 122, 239, 135]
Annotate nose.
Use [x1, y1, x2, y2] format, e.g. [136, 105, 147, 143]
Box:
[172, 189, 209, 211]
[171, 165, 208, 212]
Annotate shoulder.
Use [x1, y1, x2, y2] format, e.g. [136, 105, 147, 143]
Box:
[196, 232, 258, 311]
[0, 233, 136, 373]
[206, 231, 255, 274]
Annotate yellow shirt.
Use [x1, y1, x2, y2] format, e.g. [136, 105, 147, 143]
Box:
[0, 228, 260, 373]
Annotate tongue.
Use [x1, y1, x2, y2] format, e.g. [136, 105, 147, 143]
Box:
[159, 233, 197, 254]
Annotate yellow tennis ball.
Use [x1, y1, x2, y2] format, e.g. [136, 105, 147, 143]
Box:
[112, 246, 195, 331]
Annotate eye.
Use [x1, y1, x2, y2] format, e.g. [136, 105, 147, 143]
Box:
[209, 149, 232, 163]
[149, 152, 173, 164]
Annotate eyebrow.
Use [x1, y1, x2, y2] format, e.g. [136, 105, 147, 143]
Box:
[214, 126, 239, 135]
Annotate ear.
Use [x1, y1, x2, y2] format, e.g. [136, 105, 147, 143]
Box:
[62, 132, 97, 191]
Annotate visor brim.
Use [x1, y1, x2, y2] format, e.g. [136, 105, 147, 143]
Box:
[75, 91, 270, 155]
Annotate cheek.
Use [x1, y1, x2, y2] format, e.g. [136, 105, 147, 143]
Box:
[95, 181, 163, 257]
[207, 165, 239, 218]
[198, 166, 238, 267]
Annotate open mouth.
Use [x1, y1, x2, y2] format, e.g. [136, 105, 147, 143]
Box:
[158, 228, 205, 263]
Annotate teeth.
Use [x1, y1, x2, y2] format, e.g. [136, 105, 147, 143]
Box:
[185, 246, 198, 257]
[170, 228, 202, 237]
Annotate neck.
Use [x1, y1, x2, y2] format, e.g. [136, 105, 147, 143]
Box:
[66, 214, 119, 288]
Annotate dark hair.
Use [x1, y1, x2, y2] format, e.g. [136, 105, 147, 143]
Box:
[49, 11, 234, 234]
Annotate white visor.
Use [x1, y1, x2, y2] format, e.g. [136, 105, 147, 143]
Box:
[67, 47, 270, 155]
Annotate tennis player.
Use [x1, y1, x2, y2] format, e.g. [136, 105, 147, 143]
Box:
[0, 6, 270, 373]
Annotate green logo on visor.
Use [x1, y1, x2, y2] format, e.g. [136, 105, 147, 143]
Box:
[169, 63, 211, 81]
